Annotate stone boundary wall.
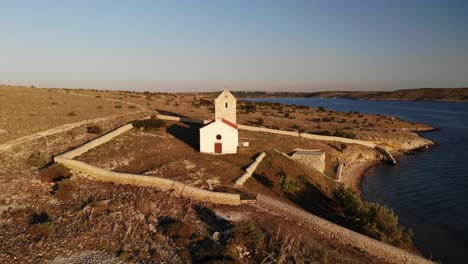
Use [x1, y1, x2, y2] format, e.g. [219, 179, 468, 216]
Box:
[256, 194, 433, 264]
[57, 124, 134, 159]
[55, 157, 241, 205]
[336, 163, 344, 182]
[151, 114, 396, 164]
[234, 152, 266, 186]
[155, 114, 210, 124]
[299, 132, 377, 148]
[237, 124, 301, 137]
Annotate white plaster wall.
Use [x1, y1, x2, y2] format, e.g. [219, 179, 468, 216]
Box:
[200, 121, 238, 154]
[215, 90, 237, 124]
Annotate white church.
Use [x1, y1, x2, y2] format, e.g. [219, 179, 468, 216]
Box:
[199, 90, 238, 154]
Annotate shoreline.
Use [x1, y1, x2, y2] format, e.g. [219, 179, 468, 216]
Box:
[341, 146, 432, 193]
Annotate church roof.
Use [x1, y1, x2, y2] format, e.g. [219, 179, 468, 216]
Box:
[200, 118, 237, 130]
[215, 89, 235, 101]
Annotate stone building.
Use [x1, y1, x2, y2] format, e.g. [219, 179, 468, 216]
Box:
[200, 90, 238, 154]
[290, 149, 326, 173]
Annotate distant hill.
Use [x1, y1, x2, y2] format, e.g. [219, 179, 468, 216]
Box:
[234, 88, 468, 102]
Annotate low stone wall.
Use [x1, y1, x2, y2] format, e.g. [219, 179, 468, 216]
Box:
[55, 157, 241, 205]
[237, 124, 300, 137]
[256, 194, 433, 264]
[299, 132, 377, 148]
[155, 114, 210, 124]
[336, 163, 344, 182]
[57, 123, 134, 159]
[234, 152, 266, 186]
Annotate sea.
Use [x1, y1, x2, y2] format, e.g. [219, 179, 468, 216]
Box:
[247, 97, 468, 264]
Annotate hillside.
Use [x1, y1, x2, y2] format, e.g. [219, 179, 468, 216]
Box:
[234, 88, 468, 102]
[0, 86, 433, 263]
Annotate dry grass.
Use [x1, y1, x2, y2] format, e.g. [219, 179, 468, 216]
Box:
[0, 86, 135, 143]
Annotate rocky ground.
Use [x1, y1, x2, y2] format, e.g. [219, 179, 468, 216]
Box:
[0, 85, 434, 263]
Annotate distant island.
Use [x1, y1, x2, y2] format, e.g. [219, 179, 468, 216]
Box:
[234, 88, 468, 102]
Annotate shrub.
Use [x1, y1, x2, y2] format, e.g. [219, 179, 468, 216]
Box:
[97, 106, 103, 109]
[317, 106, 326, 112]
[86, 125, 102, 134]
[240, 102, 257, 113]
[333, 130, 356, 139]
[332, 186, 413, 249]
[284, 113, 290, 118]
[26, 152, 51, 168]
[28, 212, 50, 225]
[67, 112, 76, 116]
[114, 105, 122, 109]
[279, 171, 298, 195]
[128, 105, 136, 109]
[38, 164, 71, 183]
[256, 118, 264, 126]
[132, 119, 166, 130]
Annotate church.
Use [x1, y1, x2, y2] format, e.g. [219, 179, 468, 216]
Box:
[199, 90, 238, 154]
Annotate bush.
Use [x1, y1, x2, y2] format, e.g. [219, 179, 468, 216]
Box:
[279, 171, 298, 195]
[26, 152, 51, 168]
[38, 164, 71, 183]
[256, 118, 264, 126]
[332, 186, 413, 249]
[333, 130, 356, 139]
[240, 102, 257, 113]
[114, 105, 122, 108]
[132, 119, 166, 130]
[67, 112, 76, 116]
[317, 106, 326, 112]
[28, 212, 50, 225]
[86, 125, 102, 134]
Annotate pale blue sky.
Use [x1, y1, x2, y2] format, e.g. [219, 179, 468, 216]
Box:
[1, 0, 467, 91]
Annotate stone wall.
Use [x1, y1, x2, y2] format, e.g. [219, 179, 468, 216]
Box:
[256, 194, 433, 264]
[237, 124, 300, 137]
[234, 152, 266, 186]
[155, 114, 210, 124]
[55, 157, 241, 205]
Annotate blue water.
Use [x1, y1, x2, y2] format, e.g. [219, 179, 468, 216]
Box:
[248, 97, 468, 264]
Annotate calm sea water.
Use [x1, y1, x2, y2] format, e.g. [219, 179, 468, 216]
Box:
[248, 97, 468, 264]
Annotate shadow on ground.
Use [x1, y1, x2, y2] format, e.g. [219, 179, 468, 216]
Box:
[166, 123, 202, 151]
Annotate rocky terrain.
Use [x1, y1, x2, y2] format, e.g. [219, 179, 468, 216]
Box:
[0, 85, 435, 263]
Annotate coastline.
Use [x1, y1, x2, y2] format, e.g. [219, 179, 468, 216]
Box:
[340, 160, 380, 191]
[341, 146, 433, 193]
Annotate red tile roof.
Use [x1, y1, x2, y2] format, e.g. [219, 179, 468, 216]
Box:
[221, 118, 238, 129]
[201, 118, 237, 129]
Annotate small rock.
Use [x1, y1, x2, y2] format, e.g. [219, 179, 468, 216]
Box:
[212, 231, 222, 241]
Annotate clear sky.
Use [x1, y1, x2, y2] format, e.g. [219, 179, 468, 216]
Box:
[1, 0, 467, 92]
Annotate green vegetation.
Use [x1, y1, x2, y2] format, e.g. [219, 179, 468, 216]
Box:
[132, 119, 166, 130]
[279, 171, 299, 196]
[332, 186, 413, 249]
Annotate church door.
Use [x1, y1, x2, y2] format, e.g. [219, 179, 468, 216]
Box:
[214, 143, 222, 153]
